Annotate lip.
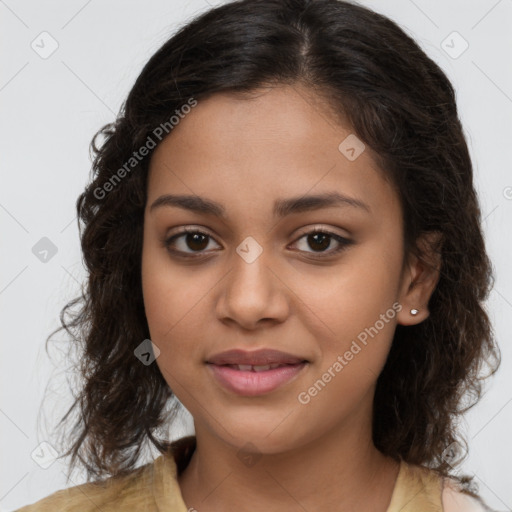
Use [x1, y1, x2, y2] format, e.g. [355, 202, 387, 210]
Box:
[206, 348, 308, 396]
[206, 348, 307, 366]
[207, 361, 308, 396]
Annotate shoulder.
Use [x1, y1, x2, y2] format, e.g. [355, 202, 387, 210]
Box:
[391, 460, 493, 512]
[441, 477, 491, 512]
[15, 436, 196, 512]
[14, 456, 164, 512]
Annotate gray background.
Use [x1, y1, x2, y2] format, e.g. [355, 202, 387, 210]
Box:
[1, 0, 511, 510]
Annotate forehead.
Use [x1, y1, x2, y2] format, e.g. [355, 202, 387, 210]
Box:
[146, 85, 399, 222]
[152, 85, 349, 169]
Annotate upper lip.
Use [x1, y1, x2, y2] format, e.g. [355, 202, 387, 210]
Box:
[206, 349, 307, 366]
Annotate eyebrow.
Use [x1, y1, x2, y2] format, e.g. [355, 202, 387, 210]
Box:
[149, 191, 370, 218]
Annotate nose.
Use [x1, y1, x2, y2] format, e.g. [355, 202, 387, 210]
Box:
[215, 248, 290, 330]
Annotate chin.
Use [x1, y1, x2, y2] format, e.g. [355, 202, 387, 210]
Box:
[203, 411, 310, 454]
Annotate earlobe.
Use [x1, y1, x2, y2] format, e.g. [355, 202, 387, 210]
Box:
[397, 305, 424, 326]
[396, 231, 443, 326]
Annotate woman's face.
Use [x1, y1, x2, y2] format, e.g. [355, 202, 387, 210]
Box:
[142, 85, 414, 454]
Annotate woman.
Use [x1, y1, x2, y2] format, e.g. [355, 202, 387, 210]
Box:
[17, 0, 500, 510]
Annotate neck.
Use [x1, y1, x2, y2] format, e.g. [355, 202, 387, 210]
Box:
[177, 403, 400, 512]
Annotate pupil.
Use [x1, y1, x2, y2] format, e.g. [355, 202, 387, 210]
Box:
[187, 233, 208, 251]
[308, 233, 329, 251]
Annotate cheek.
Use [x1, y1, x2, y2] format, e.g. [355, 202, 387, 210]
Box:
[141, 236, 198, 338]
[291, 248, 402, 343]
[141, 243, 213, 387]
[141, 263, 203, 397]
[290, 238, 402, 392]
[142, 245, 187, 364]
[294, 312, 397, 434]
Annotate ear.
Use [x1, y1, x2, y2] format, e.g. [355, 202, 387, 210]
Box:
[396, 231, 443, 326]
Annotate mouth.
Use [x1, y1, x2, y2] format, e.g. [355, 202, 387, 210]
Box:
[219, 363, 301, 371]
[206, 361, 308, 396]
[206, 348, 308, 367]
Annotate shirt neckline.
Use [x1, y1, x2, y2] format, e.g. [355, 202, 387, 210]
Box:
[154, 436, 441, 512]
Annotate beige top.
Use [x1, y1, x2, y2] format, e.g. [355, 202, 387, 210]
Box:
[15, 436, 488, 511]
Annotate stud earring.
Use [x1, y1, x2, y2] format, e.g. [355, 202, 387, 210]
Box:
[410, 308, 419, 316]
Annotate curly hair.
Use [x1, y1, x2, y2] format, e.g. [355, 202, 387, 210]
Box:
[43, 0, 500, 492]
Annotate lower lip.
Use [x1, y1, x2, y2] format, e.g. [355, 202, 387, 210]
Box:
[207, 362, 307, 396]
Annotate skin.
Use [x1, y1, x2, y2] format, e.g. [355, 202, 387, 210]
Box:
[141, 84, 441, 512]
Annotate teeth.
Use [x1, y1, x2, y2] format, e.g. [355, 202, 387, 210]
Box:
[231, 364, 285, 371]
[252, 365, 271, 372]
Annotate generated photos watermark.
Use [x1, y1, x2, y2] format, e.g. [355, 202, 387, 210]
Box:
[297, 301, 403, 405]
[93, 97, 198, 200]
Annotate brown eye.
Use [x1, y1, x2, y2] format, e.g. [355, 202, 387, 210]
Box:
[162, 227, 353, 260]
[163, 229, 221, 256]
[183, 232, 209, 251]
[293, 230, 353, 256]
[306, 232, 331, 252]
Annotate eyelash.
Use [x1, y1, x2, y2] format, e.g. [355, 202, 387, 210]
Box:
[162, 226, 354, 260]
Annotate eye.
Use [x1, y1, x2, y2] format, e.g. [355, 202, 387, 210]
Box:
[163, 227, 221, 257]
[162, 226, 354, 259]
[292, 228, 354, 257]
